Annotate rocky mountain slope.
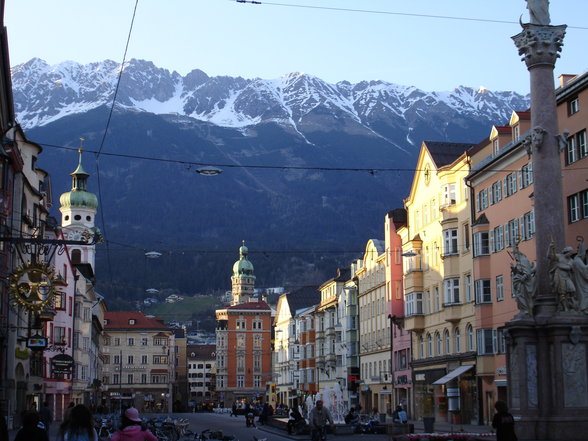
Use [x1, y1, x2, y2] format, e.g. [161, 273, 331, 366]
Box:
[12, 59, 529, 298]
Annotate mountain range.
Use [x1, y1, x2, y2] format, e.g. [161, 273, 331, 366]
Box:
[11, 58, 530, 302]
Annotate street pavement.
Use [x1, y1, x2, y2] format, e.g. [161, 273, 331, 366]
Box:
[9, 411, 497, 441]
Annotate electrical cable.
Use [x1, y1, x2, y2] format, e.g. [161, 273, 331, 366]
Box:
[234, 0, 588, 30]
[35, 141, 588, 173]
[93, 0, 140, 282]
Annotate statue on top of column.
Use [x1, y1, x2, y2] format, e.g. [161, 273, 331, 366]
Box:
[510, 240, 536, 317]
[526, 0, 551, 26]
[549, 241, 578, 312]
[572, 238, 588, 313]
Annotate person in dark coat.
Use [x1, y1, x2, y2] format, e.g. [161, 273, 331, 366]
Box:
[14, 411, 49, 441]
[492, 401, 517, 441]
[39, 402, 53, 433]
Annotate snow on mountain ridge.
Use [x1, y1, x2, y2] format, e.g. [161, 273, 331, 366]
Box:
[11, 59, 529, 135]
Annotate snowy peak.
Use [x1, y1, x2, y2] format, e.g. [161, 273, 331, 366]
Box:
[11, 58, 529, 146]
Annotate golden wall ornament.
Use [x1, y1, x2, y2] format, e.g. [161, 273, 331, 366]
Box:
[9, 261, 61, 313]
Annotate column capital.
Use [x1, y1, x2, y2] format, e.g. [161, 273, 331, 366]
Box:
[512, 23, 566, 69]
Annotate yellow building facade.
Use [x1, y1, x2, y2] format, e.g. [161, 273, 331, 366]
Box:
[399, 141, 477, 425]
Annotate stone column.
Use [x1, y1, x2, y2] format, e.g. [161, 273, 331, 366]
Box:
[505, 3, 588, 440]
[512, 15, 566, 316]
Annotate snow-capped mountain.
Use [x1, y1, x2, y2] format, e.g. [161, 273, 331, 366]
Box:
[11, 58, 529, 297]
[12, 58, 528, 147]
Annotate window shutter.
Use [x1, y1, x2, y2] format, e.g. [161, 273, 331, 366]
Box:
[514, 218, 519, 243]
[518, 169, 523, 189]
[492, 329, 498, 354]
[528, 162, 534, 184]
[476, 193, 480, 212]
[503, 178, 508, 196]
[530, 210, 535, 235]
[489, 187, 494, 205]
[519, 216, 526, 240]
[489, 230, 495, 253]
[504, 223, 510, 248]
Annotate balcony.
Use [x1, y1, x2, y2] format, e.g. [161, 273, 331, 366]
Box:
[443, 303, 463, 323]
[404, 315, 425, 332]
[403, 270, 423, 292]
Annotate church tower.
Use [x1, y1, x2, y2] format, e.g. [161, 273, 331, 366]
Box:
[59, 149, 99, 269]
[231, 241, 256, 305]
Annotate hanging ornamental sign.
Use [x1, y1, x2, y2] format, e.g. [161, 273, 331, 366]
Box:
[9, 261, 62, 313]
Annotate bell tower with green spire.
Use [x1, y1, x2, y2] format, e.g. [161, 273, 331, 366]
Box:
[59, 146, 99, 268]
[231, 241, 256, 305]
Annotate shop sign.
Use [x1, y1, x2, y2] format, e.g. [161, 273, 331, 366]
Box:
[496, 366, 507, 375]
[51, 354, 75, 374]
[15, 347, 29, 359]
[9, 262, 61, 313]
[27, 336, 48, 350]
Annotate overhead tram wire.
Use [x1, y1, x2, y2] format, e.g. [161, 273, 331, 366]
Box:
[93, 0, 140, 282]
[38, 142, 588, 174]
[233, 0, 588, 30]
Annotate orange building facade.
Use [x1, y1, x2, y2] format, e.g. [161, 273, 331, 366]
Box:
[466, 72, 588, 425]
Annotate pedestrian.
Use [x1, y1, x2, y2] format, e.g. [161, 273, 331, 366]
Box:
[0, 404, 8, 441]
[64, 402, 75, 423]
[309, 400, 334, 441]
[231, 401, 238, 417]
[111, 407, 157, 441]
[14, 411, 49, 441]
[492, 401, 517, 441]
[39, 401, 53, 434]
[57, 404, 98, 441]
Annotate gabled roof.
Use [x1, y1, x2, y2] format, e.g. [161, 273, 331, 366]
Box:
[319, 268, 350, 289]
[227, 301, 271, 311]
[104, 311, 169, 330]
[285, 286, 320, 316]
[424, 141, 474, 169]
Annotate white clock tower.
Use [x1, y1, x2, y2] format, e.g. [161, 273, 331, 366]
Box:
[59, 149, 99, 269]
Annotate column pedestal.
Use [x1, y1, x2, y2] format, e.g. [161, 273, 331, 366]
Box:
[505, 314, 588, 440]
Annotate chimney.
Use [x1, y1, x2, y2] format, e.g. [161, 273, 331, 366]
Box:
[558, 74, 576, 88]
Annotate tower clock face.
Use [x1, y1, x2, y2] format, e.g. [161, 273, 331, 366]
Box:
[68, 229, 83, 241]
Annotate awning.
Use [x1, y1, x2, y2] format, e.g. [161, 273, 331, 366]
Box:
[432, 365, 474, 385]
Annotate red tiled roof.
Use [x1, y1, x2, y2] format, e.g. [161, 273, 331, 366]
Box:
[104, 311, 169, 330]
[494, 125, 511, 134]
[514, 110, 531, 119]
[227, 301, 271, 311]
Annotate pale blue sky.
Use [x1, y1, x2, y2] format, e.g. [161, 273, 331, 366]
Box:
[5, 0, 588, 93]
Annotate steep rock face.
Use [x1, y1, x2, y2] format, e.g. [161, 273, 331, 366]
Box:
[12, 58, 529, 144]
[11, 58, 529, 296]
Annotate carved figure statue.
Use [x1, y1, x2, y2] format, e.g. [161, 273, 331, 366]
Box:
[526, 0, 551, 26]
[557, 130, 571, 152]
[549, 241, 577, 311]
[510, 241, 536, 317]
[572, 239, 588, 313]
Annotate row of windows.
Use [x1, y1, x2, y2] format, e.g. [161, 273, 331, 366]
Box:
[568, 189, 588, 223]
[104, 337, 168, 346]
[405, 272, 509, 316]
[417, 326, 506, 358]
[566, 130, 587, 165]
[105, 355, 168, 365]
[476, 163, 533, 212]
[188, 363, 212, 369]
[188, 373, 211, 378]
[103, 374, 168, 385]
[472, 211, 535, 257]
[419, 325, 472, 358]
[235, 318, 264, 330]
[189, 382, 211, 388]
[215, 375, 262, 389]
